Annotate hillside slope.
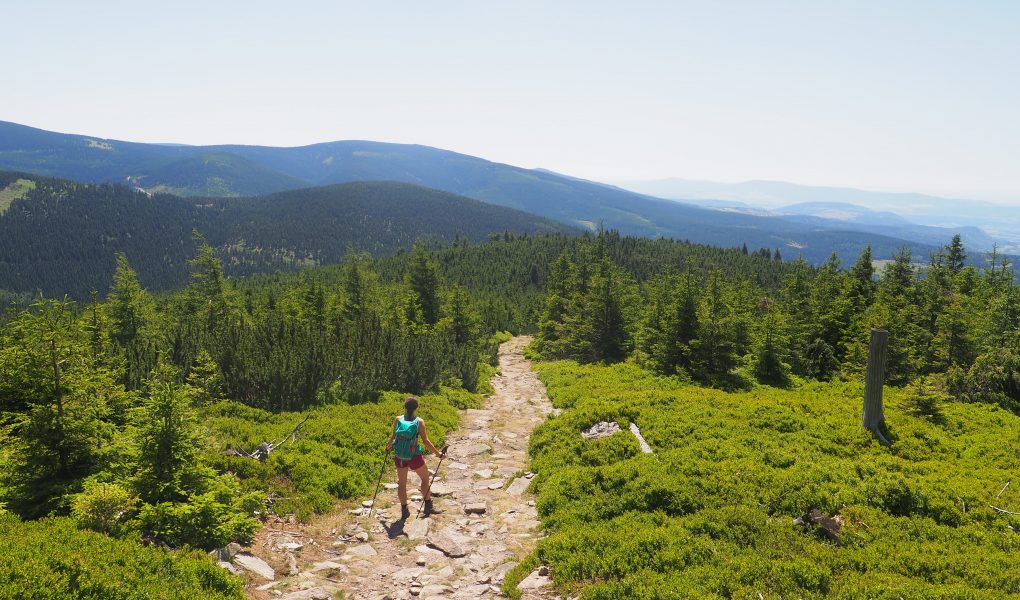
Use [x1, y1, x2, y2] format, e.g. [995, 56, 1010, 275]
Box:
[0, 121, 961, 263]
[0, 172, 574, 297]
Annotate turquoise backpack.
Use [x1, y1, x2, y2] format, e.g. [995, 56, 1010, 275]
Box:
[393, 416, 423, 460]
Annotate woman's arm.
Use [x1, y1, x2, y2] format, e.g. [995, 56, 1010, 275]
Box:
[385, 418, 398, 451]
[418, 420, 445, 457]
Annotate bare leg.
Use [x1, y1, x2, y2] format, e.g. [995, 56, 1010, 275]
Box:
[413, 464, 432, 500]
[396, 466, 409, 506]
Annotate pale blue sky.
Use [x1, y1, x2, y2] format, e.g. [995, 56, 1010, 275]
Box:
[3, 1, 1018, 201]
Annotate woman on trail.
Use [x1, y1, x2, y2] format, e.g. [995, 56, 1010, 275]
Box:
[386, 396, 446, 520]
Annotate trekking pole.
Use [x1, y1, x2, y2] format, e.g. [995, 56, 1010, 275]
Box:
[416, 444, 450, 520]
[367, 447, 390, 518]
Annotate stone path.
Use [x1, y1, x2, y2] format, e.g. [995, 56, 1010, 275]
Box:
[240, 336, 560, 600]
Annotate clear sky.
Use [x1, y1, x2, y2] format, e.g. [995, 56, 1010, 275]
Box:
[3, 1, 1018, 201]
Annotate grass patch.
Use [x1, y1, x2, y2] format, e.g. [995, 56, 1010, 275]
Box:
[0, 178, 35, 214]
[523, 360, 1020, 598]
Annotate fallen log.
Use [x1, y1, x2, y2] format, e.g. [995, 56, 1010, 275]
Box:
[227, 416, 309, 461]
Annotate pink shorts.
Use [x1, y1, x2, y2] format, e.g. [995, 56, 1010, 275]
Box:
[394, 454, 425, 470]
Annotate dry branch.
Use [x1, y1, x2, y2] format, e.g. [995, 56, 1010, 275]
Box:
[227, 416, 309, 461]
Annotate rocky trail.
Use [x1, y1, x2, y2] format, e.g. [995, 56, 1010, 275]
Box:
[234, 336, 560, 600]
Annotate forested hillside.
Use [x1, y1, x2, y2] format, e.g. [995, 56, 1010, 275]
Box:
[0, 121, 964, 264]
[0, 171, 572, 298]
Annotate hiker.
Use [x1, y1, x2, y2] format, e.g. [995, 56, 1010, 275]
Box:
[386, 395, 446, 520]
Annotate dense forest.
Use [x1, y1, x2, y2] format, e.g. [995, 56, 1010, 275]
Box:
[531, 233, 1020, 414]
[0, 171, 572, 298]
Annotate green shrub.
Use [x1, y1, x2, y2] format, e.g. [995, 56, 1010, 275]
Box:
[0, 514, 243, 599]
[71, 481, 137, 535]
[520, 360, 1020, 598]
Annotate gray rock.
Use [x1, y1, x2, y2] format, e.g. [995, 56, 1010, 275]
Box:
[234, 552, 275, 580]
[463, 503, 487, 515]
[461, 443, 491, 456]
[209, 542, 242, 562]
[355, 531, 370, 542]
[278, 542, 304, 552]
[216, 560, 240, 575]
[517, 568, 552, 590]
[629, 422, 654, 454]
[429, 482, 452, 497]
[427, 530, 466, 558]
[506, 477, 531, 496]
[404, 517, 431, 540]
[341, 543, 378, 560]
[581, 421, 620, 440]
[310, 560, 345, 572]
[279, 588, 333, 600]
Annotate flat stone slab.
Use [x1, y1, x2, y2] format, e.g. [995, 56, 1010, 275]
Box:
[234, 552, 275, 580]
[280, 588, 334, 600]
[426, 530, 466, 558]
[404, 517, 431, 540]
[517, 568, 552, 590]
[459, 443, 491, 456]
[506, 477, 531, 495]
[341, 543, 378, 560]
[429, 482, 452, 496]
[391, 566, 425, 581]
[310, 560, 344, 572]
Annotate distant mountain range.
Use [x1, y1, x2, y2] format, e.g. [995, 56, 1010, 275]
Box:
[620, 178, 1018, 253]
[0, 120, 995, 264]
[0, 171, 572, 297]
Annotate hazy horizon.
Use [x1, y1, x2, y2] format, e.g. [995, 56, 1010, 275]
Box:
[4, 1, 1018, 203]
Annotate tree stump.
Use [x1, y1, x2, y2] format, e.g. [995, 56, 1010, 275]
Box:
[862, 328, 890, 445]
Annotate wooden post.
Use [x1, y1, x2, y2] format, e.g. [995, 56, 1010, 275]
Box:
[863, 328, 891, 445]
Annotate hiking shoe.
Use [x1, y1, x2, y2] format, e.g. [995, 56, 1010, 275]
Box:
[423, 499, 443, 516]
[400, 504, 411, 521]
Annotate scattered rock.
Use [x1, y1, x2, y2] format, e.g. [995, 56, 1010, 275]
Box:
[506, 477, 530, 496]
[278, 541, 304, 552]
[464, 503, 487, 515]
[629, 422, 654, 454]
[342, 543, 378, 560]
[404, 517, 431, 540]
[355, 531, 370, 542]
[517, 567, 552, 590]
[362, 500, 375, 508]
[474, 469, 493, 479]
[430, 482, 452, 497]
[416, 555, 427, 566]
[461, 443, 491, 456]
[391, 566, 425, 582]
[279, 588, 333, 600]
[427, 530, 467, 557]
[209, 542, 242, 562]
[581, 421, 620, 440]
[384, 482, 399, 489]
[216, 560, 240, 575]
[310, 560, 344, 572]
[420, 583, 452, 597]
[234, 552, 276, 580]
